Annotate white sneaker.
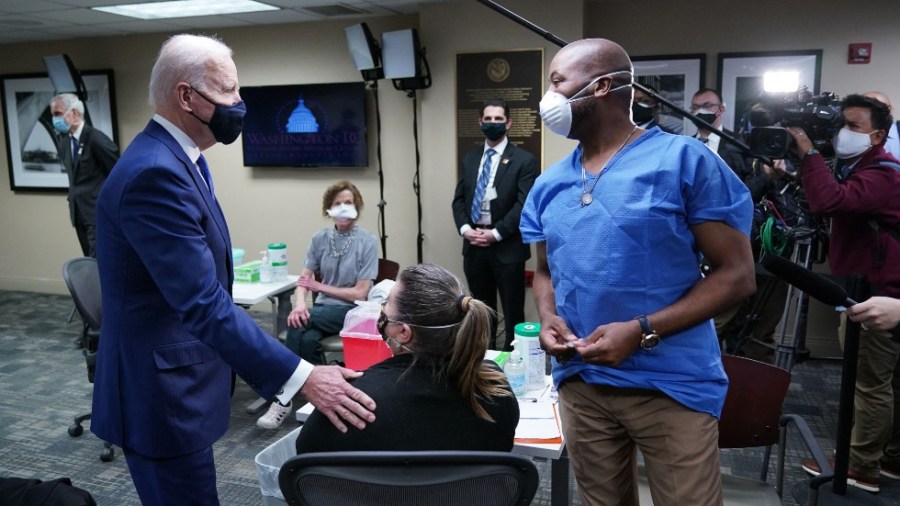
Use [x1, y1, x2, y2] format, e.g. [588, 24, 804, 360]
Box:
[257, 401, 292, 429]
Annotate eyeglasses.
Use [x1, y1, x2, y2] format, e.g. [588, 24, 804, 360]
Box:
[377, 302, 403, 341]
[690, 102, 721, 113]
[377, 300, 464, 341]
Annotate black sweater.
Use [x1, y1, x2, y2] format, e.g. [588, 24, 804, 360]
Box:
[295, 354, 519, 454]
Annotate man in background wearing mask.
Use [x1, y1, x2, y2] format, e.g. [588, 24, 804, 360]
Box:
[521, 39, 755, 505]
[690, 88, 752, 183]
[787, 94, 900, 493]
[864, 91, 900, 159]
[452, 98, 538, 351]
[93, 34, 376, 505]
[632, 83, 679, 134]
[50, 93, 119, 257]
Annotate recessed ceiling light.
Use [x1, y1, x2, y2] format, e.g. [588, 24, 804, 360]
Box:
[93, 0, 279, 20]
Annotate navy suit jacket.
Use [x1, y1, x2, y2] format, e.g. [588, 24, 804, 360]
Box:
[451, 142, 538, 264]
[92, 120, 301, 458]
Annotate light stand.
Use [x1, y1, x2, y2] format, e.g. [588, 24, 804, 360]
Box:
[345, 23, 388, 259]
[382, 28, 432, 263]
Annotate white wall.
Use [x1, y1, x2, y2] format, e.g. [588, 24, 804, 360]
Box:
[0, 15, 422, 295]
[1, 0, 896, 355]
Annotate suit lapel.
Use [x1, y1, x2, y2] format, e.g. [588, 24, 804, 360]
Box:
[144, 121, 233, 286]
[493, 145, 515, 186]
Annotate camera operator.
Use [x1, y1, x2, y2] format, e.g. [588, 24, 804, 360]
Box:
[785, 94, 900, 492]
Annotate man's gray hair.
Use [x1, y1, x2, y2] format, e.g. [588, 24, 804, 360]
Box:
[52, 93, 84, 116]
[148, 34, 233, 107]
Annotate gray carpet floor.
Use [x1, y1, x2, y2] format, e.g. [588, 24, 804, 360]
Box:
[1, 289, 899, 505]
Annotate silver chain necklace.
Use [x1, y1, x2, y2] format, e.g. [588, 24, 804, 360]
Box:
[580, 125, 638, 207]
[329, 226, 356, 258]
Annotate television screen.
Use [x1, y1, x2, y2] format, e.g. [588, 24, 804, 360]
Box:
[241, 82, 368, 167]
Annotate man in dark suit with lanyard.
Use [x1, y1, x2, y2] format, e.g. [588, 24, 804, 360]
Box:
[50, 93, 119, 257]
[452, 98, 539, 350]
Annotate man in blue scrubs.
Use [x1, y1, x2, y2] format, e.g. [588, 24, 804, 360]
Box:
[521, 38, 756, 505]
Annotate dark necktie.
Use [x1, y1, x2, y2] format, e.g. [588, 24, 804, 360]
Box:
[70, 135, 80, 167]
[470, 148, 496, 224]
[197, 154, 214, 195]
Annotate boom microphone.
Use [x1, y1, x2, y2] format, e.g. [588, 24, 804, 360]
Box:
[761, 254, 858, 307]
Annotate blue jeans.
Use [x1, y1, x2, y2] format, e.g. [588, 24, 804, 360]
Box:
[285, 303, 352, 364]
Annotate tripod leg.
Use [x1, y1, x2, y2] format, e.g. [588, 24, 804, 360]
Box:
[774, 237, 815, 370]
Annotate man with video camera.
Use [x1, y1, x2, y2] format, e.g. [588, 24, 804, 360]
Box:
[785, 94, 900, 493]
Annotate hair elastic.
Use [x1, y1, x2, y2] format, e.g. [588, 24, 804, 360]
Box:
[457, 294, 470, 313]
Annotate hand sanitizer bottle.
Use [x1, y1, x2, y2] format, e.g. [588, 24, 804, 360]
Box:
[504, 339, 527, 397]
[259, 250, 273, 283]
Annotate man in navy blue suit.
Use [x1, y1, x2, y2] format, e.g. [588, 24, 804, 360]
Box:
[92, 34, 376, 505]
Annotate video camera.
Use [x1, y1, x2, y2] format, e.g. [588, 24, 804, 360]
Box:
[746, 89, 843, 160]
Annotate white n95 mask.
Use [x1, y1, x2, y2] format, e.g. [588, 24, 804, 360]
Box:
[539, 70, 633, 138]
[327, 203, 358, 220]
[833, 127, 875, 159]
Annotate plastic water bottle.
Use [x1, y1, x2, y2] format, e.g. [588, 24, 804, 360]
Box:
[504, 339, 527, 397]
[259, 251, 273, 283]
[515, 322, 546, 391]
[268, 243, 287, 281]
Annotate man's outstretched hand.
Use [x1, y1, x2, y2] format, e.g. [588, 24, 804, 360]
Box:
[301, 365, 376, 433]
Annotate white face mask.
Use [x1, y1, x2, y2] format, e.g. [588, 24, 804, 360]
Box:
[833, 127, 876, 159]
[327, 203, 358, 221]
[539, 70, 633, 138]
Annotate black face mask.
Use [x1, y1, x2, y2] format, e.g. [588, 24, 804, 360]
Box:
[631, 102, 656, 124]
[481, 122, 507, 142]
[696, 112, 718, 127]
[190, 87, 247, 145]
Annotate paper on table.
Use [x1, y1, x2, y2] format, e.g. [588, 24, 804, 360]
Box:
[518, 400, 555, 419]
[515, 416, 561, 440]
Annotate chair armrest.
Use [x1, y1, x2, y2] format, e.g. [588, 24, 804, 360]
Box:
[779, 414, 833, 504]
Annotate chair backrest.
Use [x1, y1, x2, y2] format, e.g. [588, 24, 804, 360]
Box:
[278, 451, 538, 506]
[62, 257, 102, 330]
[718, 354, 791, 448]
[375, 258, 400, 283]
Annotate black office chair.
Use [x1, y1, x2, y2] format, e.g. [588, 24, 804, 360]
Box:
[61, 257, 115, 462]
[278, 451, 538, 506]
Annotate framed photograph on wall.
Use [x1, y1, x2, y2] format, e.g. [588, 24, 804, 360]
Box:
[1, 70, 117, 191]
[632, 54, 705, 135]
[717, 50, 822, 132]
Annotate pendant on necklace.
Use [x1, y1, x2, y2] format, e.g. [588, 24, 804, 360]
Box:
[581, 193, 593, 206]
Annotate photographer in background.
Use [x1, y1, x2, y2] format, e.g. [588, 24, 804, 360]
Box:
[785, 94, 900, 493]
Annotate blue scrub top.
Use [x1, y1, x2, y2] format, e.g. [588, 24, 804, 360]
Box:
[520, 127, 752, 417]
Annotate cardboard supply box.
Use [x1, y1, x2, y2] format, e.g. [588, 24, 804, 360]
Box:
[234, 261, 261, 283]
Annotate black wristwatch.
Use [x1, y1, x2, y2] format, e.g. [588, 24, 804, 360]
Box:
[635, 315, 660, 350]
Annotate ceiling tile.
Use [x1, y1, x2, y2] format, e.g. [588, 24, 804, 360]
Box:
[0, 0, 453, 45]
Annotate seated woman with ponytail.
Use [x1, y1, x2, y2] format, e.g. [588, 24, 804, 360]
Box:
[294, 263, 519, 453]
